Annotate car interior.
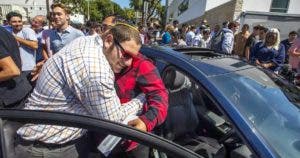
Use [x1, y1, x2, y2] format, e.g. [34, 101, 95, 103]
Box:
[157, 65, 256, 158]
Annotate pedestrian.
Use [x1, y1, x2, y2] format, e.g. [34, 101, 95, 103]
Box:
[244, 25, 261, 60]
[45, 3, 84, 55]
[251, 28, 285, 73]
[0, 26, 32, 108]
[288, 37, 300, 73]
[281, 31, 298, 63]
[95, 16, 169, 157]
[6, 11, 38, 83]
[31, 15, 47, 63]
[233, 24, 250, 58]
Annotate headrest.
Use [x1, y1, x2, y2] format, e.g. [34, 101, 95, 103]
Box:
[163, 67, 191, 92]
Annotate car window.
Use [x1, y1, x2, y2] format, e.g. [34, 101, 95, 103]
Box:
[210, 69, 300, 158]
[160, 66, 256, 158]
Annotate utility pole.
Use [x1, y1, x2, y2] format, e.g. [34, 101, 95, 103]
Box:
[141, 0, 145, 25]
[87, 0, 90, 20]
[165, 0, 169, 26]
[46, 0, 50, 28]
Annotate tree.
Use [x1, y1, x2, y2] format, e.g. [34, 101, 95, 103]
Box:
[129, 0, 164, 24]
[52, 0, 123, 22]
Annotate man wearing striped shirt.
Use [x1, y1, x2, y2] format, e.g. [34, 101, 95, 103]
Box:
[14, 24, 145, 158]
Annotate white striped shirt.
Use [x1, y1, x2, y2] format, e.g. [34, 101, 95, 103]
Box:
[17, 35, 144, 144]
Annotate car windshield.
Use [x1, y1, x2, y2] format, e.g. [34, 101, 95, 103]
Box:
[209, 67, 300, 158]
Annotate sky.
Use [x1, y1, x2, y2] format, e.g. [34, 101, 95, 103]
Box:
[112, 0, 166, 9]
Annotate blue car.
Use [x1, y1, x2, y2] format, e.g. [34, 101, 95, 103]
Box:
[140, 46, 300, 158]
[0, 46, 299, 158]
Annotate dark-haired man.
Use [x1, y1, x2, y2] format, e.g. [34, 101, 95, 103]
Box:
[97, 16, 168, 158]
[46, 3, 84, 55]
[15, 24, 145, 158]
[244, 25, 262, 60]
[6, 11, 38, 81]
[281, 31, 298, 63]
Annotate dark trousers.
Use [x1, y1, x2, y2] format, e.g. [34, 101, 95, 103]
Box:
[11, 134, 89, 158]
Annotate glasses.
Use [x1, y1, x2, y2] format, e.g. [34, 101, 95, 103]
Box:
[114, 39, 133, 59]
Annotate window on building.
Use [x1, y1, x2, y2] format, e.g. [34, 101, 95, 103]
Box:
[270, 0, 289, 13]
[39, 7, 42, 10]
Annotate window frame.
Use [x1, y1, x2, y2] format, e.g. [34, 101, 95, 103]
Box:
[270, 0, 290, 13]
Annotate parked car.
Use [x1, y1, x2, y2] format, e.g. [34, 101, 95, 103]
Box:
[140, 46, 300, 158]
[1, 46, 299, 158]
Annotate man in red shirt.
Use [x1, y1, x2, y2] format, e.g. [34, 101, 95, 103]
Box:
[102, 16, 169, 157]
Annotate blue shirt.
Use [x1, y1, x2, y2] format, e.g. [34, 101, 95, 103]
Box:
[35, 29, 44, 62]
[48, 26, 84, 54]
[251, 42, 285, 71]
[162, 32, 171, 44]
[13, 27, 37, 71]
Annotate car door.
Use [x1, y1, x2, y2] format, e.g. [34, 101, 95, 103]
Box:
[0, 109, 202, 158]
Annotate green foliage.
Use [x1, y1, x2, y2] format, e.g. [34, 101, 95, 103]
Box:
[52, 0, 165, 24]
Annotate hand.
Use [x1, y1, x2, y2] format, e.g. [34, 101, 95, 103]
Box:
[31, 61, 45, 81]
[127, 118, 147, 132]
[255, 59, 261, 66]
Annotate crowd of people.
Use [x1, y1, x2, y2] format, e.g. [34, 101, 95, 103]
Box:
[155, 19, 299, 74]
[1, 2, 300, 158]
[1, 3, 168, 158]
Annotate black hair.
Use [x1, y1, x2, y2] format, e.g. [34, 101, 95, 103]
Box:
[6, 11, 22, 21]
[289, 31, 298, 36]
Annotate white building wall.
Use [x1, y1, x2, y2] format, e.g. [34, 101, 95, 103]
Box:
[0, 0, 52, 19]
[243, 0, 272, 12]
[167, 0, 206, 24]
[243, 0, 300, 14]
[288, 0, 300, 14]
[205, 0, 230, 11]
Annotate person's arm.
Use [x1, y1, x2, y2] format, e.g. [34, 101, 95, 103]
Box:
[244, 46, 250, 61]
[267, 44, 285, 69]
[134, 60, 169, 132]
[81, 78, 145, 123]
[14, 36, 38, 50]
[42, 44, 49, 60]
[0, 56, 20, 82]
[289, 38, 300, 57]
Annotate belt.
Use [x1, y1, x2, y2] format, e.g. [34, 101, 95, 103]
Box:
[16, 135, 83, 149]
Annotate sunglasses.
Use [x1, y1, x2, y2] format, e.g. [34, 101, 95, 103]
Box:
[114, 39, 133, 59]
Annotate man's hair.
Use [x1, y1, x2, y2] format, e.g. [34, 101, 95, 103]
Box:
[260, 26, 268, 33]
[6, 11, 22, 21]
[228, 21, 239, 29]
[86, 20, 100, 29]
[173, 20, 179, 25]
[34, 15, 47, 26]
[289, 31, 298, 36]
[242, 24, 249, 30]
[51, 3, 71, 14]
[102, 14, 125, 25]
[104, 23, 141, 45]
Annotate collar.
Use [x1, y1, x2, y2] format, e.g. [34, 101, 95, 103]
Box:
[56, 25, 73, 33]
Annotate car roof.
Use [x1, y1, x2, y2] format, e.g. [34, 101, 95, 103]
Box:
[172, 47, 255, 77]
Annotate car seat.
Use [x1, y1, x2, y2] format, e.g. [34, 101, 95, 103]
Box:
[162, 66, 199, 140]
[161, 67, 226, 158]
